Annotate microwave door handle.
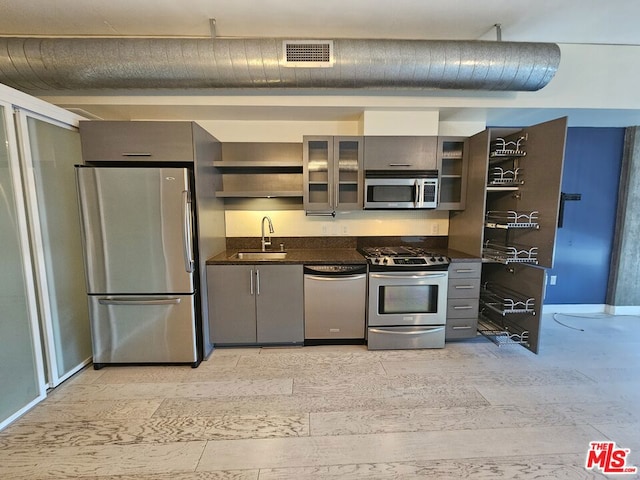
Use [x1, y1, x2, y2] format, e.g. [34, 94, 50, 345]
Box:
[414, 180, 423, 208]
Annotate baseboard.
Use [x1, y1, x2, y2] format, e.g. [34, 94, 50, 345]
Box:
[604, 305, 640, 315]
[542, 304, 607, 314]
[543, 304, 640, 316]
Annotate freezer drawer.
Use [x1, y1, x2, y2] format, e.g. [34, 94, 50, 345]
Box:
[367, 325, 445, 350]
[88, 294, 197, 366]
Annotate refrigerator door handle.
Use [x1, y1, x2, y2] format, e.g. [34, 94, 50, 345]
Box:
[98, 297, 182, 306]
[182, 190, 195, 273]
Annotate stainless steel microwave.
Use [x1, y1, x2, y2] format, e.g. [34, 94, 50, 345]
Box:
[364, 171, 438, 209]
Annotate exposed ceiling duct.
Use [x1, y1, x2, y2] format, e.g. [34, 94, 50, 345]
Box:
[0, 37, 560, 93]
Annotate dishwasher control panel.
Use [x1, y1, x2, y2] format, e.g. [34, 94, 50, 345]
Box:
[303, 264, 367, 275]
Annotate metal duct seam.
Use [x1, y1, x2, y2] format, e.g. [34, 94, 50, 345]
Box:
[0, 37, 560, 92]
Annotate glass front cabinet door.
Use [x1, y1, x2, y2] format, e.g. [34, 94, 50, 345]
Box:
[303, 136, 363, 214]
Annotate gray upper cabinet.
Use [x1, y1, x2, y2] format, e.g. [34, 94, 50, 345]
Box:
[483, 117, 568, 269]
[437, 137, 469, 211]
[303, 136, 363, 213]
[79, 121, 196, 162]
[449, 117, 568, 269]
[364, 136, 438, 171]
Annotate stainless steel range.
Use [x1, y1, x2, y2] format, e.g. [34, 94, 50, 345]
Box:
[359, 246, 450, 350]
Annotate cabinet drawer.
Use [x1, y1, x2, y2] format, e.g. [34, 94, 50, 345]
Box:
[448, 262, 482, 278]
[447, 277, 481, 298]
[447, 298, 479, 319]
[446, 317, 479, 340]
[80, 121, 195, 162]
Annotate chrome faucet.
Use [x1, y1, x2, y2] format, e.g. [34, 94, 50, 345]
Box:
[261, 216, 274, 251]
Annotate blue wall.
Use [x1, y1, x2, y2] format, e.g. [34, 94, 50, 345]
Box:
[545, 127, 625, 304]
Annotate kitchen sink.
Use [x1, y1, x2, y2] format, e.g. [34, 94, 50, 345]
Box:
[232, 251, 288, 260]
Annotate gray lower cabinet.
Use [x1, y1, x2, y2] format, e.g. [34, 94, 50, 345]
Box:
[207, 264, 304, 345]
[446, 261, 481, 340]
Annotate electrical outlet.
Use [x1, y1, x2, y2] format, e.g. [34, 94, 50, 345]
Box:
[321, 224, 328, 235]
[342, 225, 349, 235]
[549, 275, 557, 285]
[431, 223, 439, 235]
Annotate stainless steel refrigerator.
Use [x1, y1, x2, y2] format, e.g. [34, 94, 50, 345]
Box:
[75, 166, 200, 369]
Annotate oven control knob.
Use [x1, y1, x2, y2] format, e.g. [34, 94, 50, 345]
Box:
[429, 257, 436, 262]
[383, 257, 389, 264]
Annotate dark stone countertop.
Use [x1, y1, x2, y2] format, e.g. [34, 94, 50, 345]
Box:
[445, 249, 482, 262]
[206, 237, 481, 266]
[206, 248, 367, 265]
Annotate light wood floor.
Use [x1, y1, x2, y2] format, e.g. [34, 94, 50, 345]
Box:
[1, 313, 639, 479]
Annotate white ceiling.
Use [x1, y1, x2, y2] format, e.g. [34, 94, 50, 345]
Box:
[2, 0, 639, 45]
[2, 0, 640, 126]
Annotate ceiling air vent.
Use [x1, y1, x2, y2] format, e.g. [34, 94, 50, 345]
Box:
[283, 40, 334, 68]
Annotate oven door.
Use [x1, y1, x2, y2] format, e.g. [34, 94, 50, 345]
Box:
[367, 271, 448, 326]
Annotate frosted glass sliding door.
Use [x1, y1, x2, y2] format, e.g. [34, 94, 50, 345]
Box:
[18, 113, 91, 385]
[0, 104, 46, 428]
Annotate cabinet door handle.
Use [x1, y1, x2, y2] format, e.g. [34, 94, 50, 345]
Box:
[452, 325, 473, 330]
[388, 163, 412, 167]
[454, 285, 474, 289]
[121, 152, 152, 157]
[455, 268, 476, 274]
[250, 268, 254, 295]
[256, 269, 261, 295]
[453, 305, 473, 310]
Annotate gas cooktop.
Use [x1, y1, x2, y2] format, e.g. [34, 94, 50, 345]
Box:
[359, 246, 450, 269]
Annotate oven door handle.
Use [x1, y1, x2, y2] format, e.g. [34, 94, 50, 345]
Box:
[369, 272, 448, 280]
[369, 327, 445, 335]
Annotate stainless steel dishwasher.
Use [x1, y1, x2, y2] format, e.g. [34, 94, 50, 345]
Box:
[303, 265, 367, 344]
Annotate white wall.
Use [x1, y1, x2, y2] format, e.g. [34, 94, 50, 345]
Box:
[45, 44, 640, 127]
[206, 111, 452, 238]
[38, 43, 640, 238]
[225, 209, 449, 238]
[199, 120, 361, 142]
[361, 111, 440, 135]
